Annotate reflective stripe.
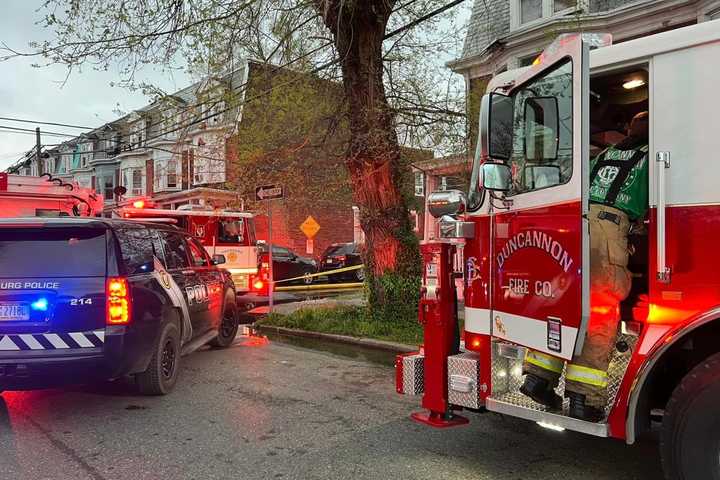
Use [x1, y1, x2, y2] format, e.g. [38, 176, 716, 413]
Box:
[524, 350, 564, 374]
[566, 364, 608, 388]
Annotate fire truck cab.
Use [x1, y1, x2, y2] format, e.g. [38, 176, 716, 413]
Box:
[0, 173, 104, 218]
[397, 22, 720, 480]
[117, 203, 258, 294]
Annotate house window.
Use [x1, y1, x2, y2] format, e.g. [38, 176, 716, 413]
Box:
[521, 0, 543, 24]
[414, 171, 424, 197]
[553, 0, 576, 13]
[105, 177, 114, 201]
[440, 176, 448, 191]
[132, 169, 143, 194]
[167, 159, 177, 188]
[512, 0, 581, 29]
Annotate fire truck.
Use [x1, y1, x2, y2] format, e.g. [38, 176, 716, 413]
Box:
[0, 173, 104, 217]
[396, 22, 720, 480]
[116, 201, 259, 294]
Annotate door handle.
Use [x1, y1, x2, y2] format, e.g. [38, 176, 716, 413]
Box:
[656, 151, 671, 283]
[182, 269, 196, 276]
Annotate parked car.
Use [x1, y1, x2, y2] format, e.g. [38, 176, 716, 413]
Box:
[0, 217, 239, 395]
[259, 244, 317, 285]
[319, 243, 364, 282]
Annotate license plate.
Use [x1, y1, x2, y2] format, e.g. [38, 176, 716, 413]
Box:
[0, 303, 30, 321]
[326, 259, 333, 264]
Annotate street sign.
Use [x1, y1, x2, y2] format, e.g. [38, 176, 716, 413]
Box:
[300, 215, 320, 238]
[255, 184, 284, 201]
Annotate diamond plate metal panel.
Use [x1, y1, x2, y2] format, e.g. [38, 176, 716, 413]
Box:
[489, 334, 638, 419]
[447, 352, 483, 409]
[402, 354, 424, 396]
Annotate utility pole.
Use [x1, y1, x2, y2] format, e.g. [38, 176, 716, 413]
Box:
[35, 127, 41, 175]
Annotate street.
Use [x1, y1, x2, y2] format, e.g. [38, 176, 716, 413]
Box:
[0, 333, 663, 480]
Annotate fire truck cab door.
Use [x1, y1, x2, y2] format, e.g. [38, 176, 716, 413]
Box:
[491, 36, 589, 360]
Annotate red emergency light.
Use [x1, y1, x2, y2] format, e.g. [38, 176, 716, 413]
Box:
[132, 200, 146, 209]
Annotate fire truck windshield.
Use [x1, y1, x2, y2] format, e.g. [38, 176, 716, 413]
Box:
[218, 220, 245, 244]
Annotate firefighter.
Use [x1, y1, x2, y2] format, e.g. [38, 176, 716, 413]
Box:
[520, 111, 649, 421]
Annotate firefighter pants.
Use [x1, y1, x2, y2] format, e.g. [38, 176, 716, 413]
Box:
[523, 204, 632, 409]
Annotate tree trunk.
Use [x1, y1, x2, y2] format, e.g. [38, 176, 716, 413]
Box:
[317, 0, 421, 320]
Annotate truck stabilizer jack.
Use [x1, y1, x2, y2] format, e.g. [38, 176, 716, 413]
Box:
[410, 242, 468, 428]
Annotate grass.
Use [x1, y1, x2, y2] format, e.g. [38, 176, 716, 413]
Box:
[257, 305, 424, 346]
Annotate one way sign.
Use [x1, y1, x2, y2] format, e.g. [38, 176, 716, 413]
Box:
[255, 184, 284, 201]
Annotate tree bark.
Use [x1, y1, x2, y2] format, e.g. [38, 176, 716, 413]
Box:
[317, 0, 420, 316]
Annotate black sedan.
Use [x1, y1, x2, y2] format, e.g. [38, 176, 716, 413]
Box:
[259, 244, 317, 285]
[319, 242, 364, 282]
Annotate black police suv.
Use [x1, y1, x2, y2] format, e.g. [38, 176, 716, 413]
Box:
[0, 217, 239, 395]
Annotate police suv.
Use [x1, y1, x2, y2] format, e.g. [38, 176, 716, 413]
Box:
[0, 217, 239, 395]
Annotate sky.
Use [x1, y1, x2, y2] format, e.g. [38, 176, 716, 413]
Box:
[0, 0, 471, 171]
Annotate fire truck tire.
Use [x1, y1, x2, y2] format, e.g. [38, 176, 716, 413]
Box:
[660, 351, 720, 480]
[136, 322, 181, 396]
[210, 300, 238, 348]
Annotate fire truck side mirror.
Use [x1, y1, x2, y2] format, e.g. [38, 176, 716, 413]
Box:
[427, 190, 467, 219]
[480, 92, 514, 162]
[481, 162, 511, 192]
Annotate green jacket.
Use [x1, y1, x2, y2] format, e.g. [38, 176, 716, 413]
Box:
[589, 141, 649, 220]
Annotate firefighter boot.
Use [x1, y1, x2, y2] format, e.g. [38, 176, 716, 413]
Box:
[520, 374, 563, 410]
[567, 392, 605, 422]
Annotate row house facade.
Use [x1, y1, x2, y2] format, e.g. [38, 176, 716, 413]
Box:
[9, 67, 248, 213]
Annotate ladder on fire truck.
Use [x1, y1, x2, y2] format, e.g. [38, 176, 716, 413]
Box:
[0, 172, 104, 217]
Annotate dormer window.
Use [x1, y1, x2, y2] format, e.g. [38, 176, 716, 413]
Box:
[512, 0, 581, 30]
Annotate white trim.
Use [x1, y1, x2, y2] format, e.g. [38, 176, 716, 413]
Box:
[493, 310, 579, 360]
[638, 324, 671, 355]
[465, 306, 492, 334]
[69, 332, 95, 348]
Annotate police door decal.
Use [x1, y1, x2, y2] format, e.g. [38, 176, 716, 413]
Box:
[153, 257, 193, 343]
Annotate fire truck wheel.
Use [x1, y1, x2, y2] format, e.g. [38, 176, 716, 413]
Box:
[136, 321, 181, 396]
[210, 300, 239, 348]
[661, 351, 720, 480]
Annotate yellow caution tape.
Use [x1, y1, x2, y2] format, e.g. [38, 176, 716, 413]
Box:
[273, 264, 364, 284]
[275, 282, 364, 292]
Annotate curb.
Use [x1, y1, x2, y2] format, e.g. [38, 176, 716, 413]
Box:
[254, 324, 417, 353]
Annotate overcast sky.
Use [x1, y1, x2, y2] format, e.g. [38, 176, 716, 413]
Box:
[0, 0, 470, 171]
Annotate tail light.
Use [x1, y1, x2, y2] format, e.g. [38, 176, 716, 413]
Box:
[107, 277, 131, 325]
[336, 255, 346, 262]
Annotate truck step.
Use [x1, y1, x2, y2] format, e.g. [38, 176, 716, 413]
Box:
[486, 395, 610, 437]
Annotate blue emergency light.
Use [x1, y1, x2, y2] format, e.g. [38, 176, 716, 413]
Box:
[31, 298, 49, 311]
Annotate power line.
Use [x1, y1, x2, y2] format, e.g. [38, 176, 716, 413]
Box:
[0, 126, 77, 138]
[384, 0, 467, 39]
[0, 116, 95, 130]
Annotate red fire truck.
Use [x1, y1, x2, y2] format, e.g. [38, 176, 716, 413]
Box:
[117, 201, 259, 294]
[397, 23, 720, 480]
[0, 173, 104, 217]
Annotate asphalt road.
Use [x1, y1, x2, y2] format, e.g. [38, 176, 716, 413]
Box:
[0, 334, 663, 480]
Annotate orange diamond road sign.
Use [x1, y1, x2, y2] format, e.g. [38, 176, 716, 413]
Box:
[300, 216, 320, 239]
